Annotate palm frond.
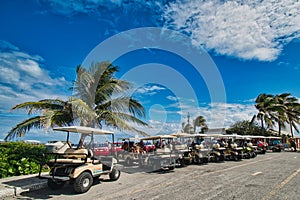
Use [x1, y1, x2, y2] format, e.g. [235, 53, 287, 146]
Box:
[5, 116, 42, 141]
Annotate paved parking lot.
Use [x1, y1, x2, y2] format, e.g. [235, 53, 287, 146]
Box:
[11, 152, 300, 200]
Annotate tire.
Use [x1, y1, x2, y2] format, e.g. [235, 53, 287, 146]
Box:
[152, 160, 161, 171]
[47, 179, 65, 190]
[211, 154, 219, 162]
[245, 152, 251, 159]
[109, 168, 121, 181]
[124, 157, 133, 166]
[184, 153, 193, 165]
[194, 155, 201, 164]
[169, 166, 175, 170]
[73, 172, 93, 193]
[179, 158, 186, 167]
[231, 153, 238, 161]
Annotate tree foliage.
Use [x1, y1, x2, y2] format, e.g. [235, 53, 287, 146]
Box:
[226, 120, 266, 135]
[6, 62, 148, 141]
[254, 93, 300, 137]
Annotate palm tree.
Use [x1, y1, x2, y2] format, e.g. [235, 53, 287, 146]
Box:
[255, 93, 300, 137]
[6, 62, 148, 141]
[271, 93, 290, 136]
[73, 62, 148, 135]
[255, 93, 275, 135]
[286, 103, 300, 138]
[193, 115, 207, 133]
[273, 93, 300, 138]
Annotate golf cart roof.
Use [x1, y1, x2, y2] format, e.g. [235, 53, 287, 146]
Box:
[170, 132, 192, 137]
[204, 134, 226, 138]
[141, 135, 176, 140]
[266, 136, 281, 139]
[242, 135, 266, 139]
[53, 126, 114, 135]
[118, 137, 140, 141]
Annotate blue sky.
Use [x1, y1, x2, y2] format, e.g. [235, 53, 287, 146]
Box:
[1, 0, 300, 141]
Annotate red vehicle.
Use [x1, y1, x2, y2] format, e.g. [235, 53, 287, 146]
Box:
[113, 142, 123, 153]
[143, 141, 156, 152]
[93, 142, 123, 156]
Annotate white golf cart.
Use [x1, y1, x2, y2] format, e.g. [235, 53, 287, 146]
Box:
[38, 126, 121, 193]
[139, 135, 178, 171]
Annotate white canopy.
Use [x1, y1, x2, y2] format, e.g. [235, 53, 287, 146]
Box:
[53, 126, 114, 135]
[141, 135, 176, 140]
[170, 132, 191, 137]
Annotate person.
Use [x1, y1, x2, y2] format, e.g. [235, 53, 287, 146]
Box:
[291, 140, 297, 152]
[161, 139, 166, 148]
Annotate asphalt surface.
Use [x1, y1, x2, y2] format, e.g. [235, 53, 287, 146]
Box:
[1, 151, 300, 200]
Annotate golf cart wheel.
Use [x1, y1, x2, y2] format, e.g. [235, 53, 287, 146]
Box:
[194, 156, 201, 164]
[178, 158, 186, 167]
[210, 154, 219, 162]
[109, 168, 121, 181]
[184, 153, 193, 165]
[47, 179, 65, 190]
[169, 166, 175, 170]
[73, 172, 93, 193]
[124, 157, 133, 166]
[152, 160, 161, 171]
[231, 153, 238, 161]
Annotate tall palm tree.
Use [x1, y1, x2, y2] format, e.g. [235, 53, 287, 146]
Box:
[193, 115, 207, 133]
[271, 93, 290, 136]
[73, 62, 148, 135]
[254, 93, 275, 135]
[286, 103, 300, 138]
[6, 62, 148, 141]
[274, 93, 300, 138]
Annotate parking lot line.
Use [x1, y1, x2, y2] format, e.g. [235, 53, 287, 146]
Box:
[128, 157, 274, 195]
[252, 172, 263, 176]
[262, 167, 300, 200]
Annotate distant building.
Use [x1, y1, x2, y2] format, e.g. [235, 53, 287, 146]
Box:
[204, 128, 226, 135]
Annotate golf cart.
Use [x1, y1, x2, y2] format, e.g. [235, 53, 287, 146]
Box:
[170, 132, 191, 167]
[266, 136, 283, 152]
[116, 137, 142, 166]
[200, 134, 226, 162]
[217, 135, 243, 161]
[233, 135, 257, 159]
[38, 126, 121, 193]
[247, 135, 267, 154]
[181, 134, 210, 165]
[139, 135, 178, 171]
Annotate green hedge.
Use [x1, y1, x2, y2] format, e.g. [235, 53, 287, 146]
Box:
[0, 142, 48, 178]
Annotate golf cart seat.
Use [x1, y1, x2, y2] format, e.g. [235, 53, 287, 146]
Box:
[195, 144, 204, 149]
[63, 148, 88, 159]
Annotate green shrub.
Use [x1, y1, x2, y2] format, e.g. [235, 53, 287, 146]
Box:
[0, 142, 48, 178]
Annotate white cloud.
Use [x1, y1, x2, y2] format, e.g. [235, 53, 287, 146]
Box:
[135, 101, 257, 136]
[166, 95, 177, 101]
[163, 0, 300, 61]
[135, 84, 166, 95]
[0, 40, 70, 113]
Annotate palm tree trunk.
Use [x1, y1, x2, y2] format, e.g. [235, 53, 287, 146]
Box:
[278, 121, 281, 136]
[290, 123, 294, 138]
[260, 118, 264, 135]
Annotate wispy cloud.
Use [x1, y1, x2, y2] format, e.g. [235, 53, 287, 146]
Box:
[166, 95, 177, 101]
[163, 0, 300, 61]
[140, 94, 258, 135]
[135, 84, 166, 96]
[0, 40, 70, 113]
[39, 0, 167, 15]
[138, 101, 257, 135]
